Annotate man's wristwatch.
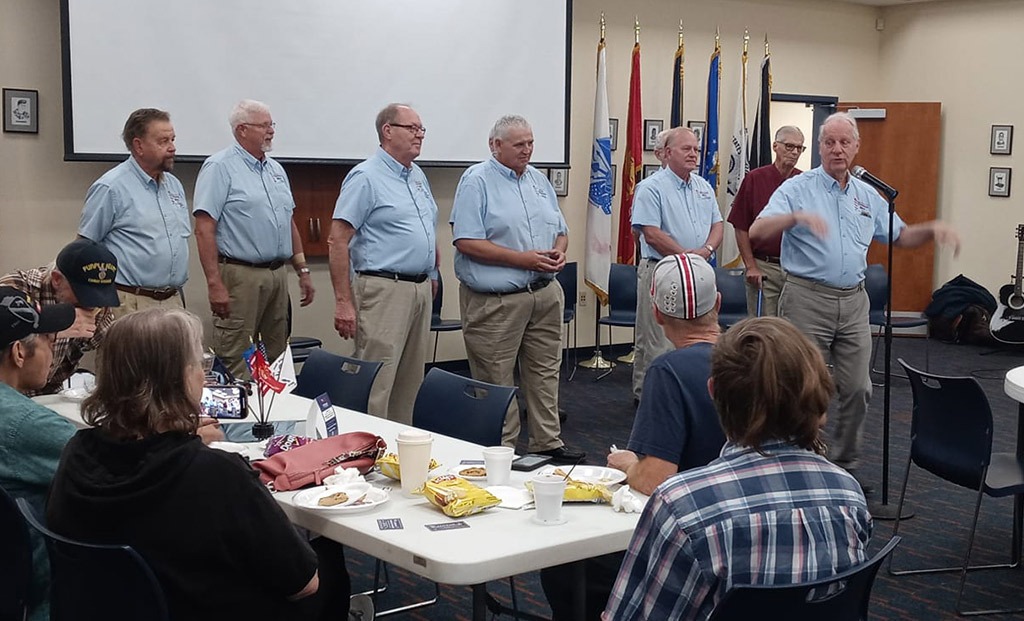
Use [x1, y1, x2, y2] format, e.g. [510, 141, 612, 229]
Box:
[704, 245, 715, 256]
[296, 266, 310, 275]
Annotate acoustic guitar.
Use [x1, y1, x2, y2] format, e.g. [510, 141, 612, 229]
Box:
[991, 224, 1024, 344]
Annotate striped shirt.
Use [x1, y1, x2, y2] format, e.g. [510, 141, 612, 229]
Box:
[604, 440, 872, 621]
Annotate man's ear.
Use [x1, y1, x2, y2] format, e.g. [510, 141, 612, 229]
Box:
[706, 377, 715, 399]
[653, 305, 665, 326]
[6, 341, 26, 369]
[714, 292, 722, 313]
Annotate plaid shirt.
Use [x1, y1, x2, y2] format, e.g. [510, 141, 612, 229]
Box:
[604, 440, 872, 621]
[0, 267, 114, 396]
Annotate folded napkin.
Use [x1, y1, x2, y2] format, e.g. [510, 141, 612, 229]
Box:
[487, 485, 534, 510]
[611, 485, 644, 513]
[324, 467, 366, 486]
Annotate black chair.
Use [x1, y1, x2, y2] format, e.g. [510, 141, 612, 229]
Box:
[593, 264, 637, 375]
[412, 367, 517, 447]
[430, 272, 463, 363]
[714, 267, 748, 328]
[889, 360, 1024, 616]
[0, 486, 33, 621]
[293, 349, 383, 413]
[16, 498, 169, 621]
[285, 298, 323, 364]
[710, 536, 900, 621]
[865, 264, 929, 379]
[555, 262, 578, 381]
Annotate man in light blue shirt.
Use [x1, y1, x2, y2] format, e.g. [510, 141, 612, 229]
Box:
[450, 115, 582, 462]
[79, 108, 189, 316]
[194, 100, 315, 379]
[630, 127, 723, 402]
[751, 111, 960, 484]
[329, 103, 438, 424]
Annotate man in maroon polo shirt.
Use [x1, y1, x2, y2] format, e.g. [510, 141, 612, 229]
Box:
[727, 126, 805, 316]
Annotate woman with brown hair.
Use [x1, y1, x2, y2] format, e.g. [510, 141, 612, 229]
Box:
[46, 307, 349, 620]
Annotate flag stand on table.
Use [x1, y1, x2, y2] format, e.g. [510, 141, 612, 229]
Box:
[242, 336, 293, 439]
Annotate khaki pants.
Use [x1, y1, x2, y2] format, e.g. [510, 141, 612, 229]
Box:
[744, 259, 785, 317]
[632, 259, 672, 399]
[212, 263, 289, 380]
[779, 275, 871, 471]
[460, 282, 564, 452]
[108, 289, 184, 321]
[354, 275, 431, 425]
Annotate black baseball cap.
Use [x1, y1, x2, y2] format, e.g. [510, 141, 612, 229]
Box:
[55, 239, 121, 308]
[0, 287, 76, 349]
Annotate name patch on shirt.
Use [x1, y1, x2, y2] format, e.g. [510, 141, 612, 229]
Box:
[271, 174, 286, 184]
[168, 191, 185, 207]
[696, 188, 713, 200]
[853, 197, 872, 217]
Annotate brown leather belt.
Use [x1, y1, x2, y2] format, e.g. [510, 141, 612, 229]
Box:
[219, 255, 285, 270]
[115, 284, 179, 301]
[754, 255, 781, 265]
[357, 270, 429, 283]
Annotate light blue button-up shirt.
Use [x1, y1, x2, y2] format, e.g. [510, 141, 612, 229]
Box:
[451, 159, 568, 293]
[79, 157, 190, 288]
[631, 168, 722, 260]
[193, 142, 295, 263]
[758, 166, 906, 288]
[333, 148, 437, 277]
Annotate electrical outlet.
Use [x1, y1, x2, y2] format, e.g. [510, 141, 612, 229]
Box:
[579, 292, 587, 307]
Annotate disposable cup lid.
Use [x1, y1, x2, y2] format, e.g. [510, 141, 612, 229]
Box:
[397, 429, 432, 443]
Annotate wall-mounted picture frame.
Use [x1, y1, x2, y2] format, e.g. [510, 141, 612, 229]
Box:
[3, 88, 38, 134]
[610, 164, 618, 195]
[643, 164, 661, 179]
[549, 168, 568, 197]
[687, 120, 706, 149]
[989, 166, 1011, 197]
[991, 125, 1013, 155]
[643, 119, 664, 151]
[609, 118, 619, 151]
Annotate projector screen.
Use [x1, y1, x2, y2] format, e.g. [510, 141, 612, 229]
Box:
[61, 0, 572, 166]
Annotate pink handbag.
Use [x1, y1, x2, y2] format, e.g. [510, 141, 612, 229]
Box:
[254, 432, 387, 491]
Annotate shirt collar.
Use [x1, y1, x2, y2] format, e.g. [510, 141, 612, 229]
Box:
[232, 140, 265, 172]
[487, 157, 524, 181]
[666, 167, 695, 188]
[720, 438, 808, 459]
[814, 166, 850, 194]
[375, 147, 412, 177]
[127, 156, 158, 187]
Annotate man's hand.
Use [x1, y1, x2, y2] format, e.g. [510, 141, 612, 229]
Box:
[520, 250, 562, 273]
[744, 264, 764, 289]
[196, 417, 224, 445]
[208, 281, 231, 319]
[334, 299, 357, 339]
[546, 249, 567, 272]
[794, 212, 829, 239]
[932, 222, 962, 257]
[607, 448, 639, 473]
[298, 273, 315, 306]
[58, 308, 98, 339]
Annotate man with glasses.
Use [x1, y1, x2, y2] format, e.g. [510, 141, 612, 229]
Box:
[78, 108, 190, 317]
[194, 99, 315, 380]
[328, 103, 439, 424]
[727, 125, 805, 316]
[630, 127, 723, 403]
[750, 112, 960, 492]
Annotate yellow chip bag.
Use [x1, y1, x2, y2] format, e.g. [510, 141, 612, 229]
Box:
[417, 474, 501, 517]
[375, 452, 440, 481]
[525, 477, 612, 504]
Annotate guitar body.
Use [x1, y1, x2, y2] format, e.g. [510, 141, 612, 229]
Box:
[991, 224, 1024, 344]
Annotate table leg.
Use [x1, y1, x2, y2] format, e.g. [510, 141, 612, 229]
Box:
[472, 584, 487, 621]
[1015, 404, 1024, 566]
[571, 560, 586, 621]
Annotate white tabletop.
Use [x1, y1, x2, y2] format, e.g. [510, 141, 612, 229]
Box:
[1006, 366, 1024, 404]
[273, 405, 644, 586]
[34, 390, 313, 429]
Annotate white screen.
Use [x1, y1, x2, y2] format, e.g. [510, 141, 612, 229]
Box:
[63, 0, 571, 165]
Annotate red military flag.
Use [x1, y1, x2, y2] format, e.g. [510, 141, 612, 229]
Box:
[616, 41, 643, 265]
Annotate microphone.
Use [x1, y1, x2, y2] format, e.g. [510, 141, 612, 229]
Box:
[851, 165, 898, 200]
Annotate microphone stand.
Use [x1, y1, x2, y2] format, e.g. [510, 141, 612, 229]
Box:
[868, 188, 913, 521]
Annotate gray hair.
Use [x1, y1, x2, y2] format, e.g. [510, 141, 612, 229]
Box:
[654, 129, 672, 152]
[664, 126, 697, 149]
[229, 99, 271, 130]
[774, 126, 804, 142]
[819, 112, 859, 142]
[375, 103, 413, 142]
[489, 115, 532, 142]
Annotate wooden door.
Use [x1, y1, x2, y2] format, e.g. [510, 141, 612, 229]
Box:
[286, 164, 351, 257]
[836, 102, 941, 311]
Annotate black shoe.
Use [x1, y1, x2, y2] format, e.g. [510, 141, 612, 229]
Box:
[537, 445, 586, 464]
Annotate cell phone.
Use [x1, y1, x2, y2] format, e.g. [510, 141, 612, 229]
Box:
[200, 384, 248, 419]
[511, 454, 553, 472]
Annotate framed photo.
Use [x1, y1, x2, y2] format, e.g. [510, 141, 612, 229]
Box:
[610, 164, 617, 195]
[643, 119, 664, 151]
[549, 168, 568, 197]
[609, 118, 619, 151]
[643, 164, 661, 179]
[687, 120, 706, 149]
[989, 167, 1011, 197]
[3, 88, 38, 134]
[991, 125, 1013, 155]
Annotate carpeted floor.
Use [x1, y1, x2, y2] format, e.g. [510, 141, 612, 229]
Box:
[343, 335, 1024, 620]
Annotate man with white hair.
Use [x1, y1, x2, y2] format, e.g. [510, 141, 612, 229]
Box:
[329, 103, 439, 424]
[194, 99, 315, 379]
[750, 111, 960, 488]
[450, 115, 583, 463]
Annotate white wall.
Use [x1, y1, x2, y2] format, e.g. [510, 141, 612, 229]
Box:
[2, 0, 893, 361]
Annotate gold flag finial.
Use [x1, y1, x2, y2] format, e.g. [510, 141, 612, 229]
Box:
[600, 12, 606, 42]
[678, 20, 684, 47]
[743, 29, 749, 54]
[634, 16, 640, 45]
[764, 33, 770, 55]
[715, 27, 721, 47]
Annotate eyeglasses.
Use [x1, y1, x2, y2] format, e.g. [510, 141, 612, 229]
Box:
[390, 123, 427, 135]
[242, 122, 276, 130]
[776, 142, 806, 153]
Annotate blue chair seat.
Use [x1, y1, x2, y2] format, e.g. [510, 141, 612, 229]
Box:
[714, 267, 748, 328]
[293, 349, 383, 413]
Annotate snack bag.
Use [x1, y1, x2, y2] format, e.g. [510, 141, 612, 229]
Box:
[526, 476, 612, 504]
[376, 452, 440, 480]
[417, 474, 501, 517]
